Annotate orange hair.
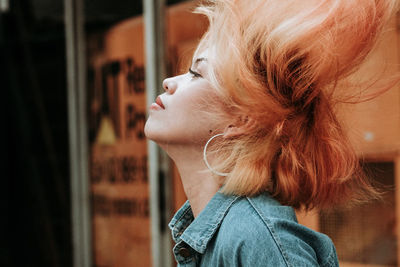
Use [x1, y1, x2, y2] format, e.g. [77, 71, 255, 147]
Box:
[194, 0, 398, 210]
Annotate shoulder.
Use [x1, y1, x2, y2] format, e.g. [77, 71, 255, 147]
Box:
[208, 194, 339, 267]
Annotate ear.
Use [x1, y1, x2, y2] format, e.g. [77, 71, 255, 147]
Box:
[222, 116, 256, 139]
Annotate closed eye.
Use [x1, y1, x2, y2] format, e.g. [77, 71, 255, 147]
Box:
[189, 68, 202, 78]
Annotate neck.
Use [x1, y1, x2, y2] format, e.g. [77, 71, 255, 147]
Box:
[160, 143, 220, 218]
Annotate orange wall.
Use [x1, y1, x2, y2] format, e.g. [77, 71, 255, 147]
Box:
[87, 2, 207, 267]
[339, 16, 400, 158]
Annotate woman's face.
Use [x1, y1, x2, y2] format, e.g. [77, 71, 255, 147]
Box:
[144, 51, 225, 146]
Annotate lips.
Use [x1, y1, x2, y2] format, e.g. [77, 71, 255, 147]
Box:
[156, 96, 165, 109]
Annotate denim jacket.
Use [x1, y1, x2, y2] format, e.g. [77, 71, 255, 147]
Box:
[169, 192, 339, 267]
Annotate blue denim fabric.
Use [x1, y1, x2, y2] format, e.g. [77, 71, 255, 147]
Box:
[169, 192, 339, 267]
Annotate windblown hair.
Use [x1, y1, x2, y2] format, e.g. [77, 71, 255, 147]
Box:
[194, 0, 398, 210]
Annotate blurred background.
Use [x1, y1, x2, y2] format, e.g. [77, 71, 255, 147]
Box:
[3, 0, 399, 266]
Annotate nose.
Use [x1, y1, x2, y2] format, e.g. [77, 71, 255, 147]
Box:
[163, 77, 177, 94]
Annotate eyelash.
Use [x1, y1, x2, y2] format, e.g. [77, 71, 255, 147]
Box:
[189, 68, 202, 78]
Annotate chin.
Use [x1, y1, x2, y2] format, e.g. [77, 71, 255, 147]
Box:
[144, 118, 208, 146]
[144, 119, 171, 143]
[144, 119, 157, 141]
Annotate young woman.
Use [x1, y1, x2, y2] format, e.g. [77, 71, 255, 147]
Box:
[145, 0, 397, 266]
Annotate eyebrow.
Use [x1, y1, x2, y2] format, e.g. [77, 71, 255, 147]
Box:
[192, 57, 207, 67]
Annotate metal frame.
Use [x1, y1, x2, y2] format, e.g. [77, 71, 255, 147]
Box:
[144, 0, 172, 266]
[65, 0, 92, 267]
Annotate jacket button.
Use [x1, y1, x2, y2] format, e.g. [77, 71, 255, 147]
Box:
[178, 247, 191, 258]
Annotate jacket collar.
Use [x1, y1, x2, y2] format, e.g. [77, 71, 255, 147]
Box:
[168, 191, 241, 254]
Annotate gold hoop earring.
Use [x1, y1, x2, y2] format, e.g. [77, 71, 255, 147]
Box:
[203, 133, 229, 177]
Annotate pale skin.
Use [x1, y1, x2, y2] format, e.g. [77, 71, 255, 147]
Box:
[162, 144, 220, 218]
[144, 51, 250, 217]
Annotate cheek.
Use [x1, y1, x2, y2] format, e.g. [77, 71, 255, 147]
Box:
[166, 98, 212, 138]
[174, 90, 218, 126]
[144, 99, 207, 142]
[145, 84, 223, 144]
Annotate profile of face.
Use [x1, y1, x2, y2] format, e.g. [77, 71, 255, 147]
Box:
[144, 51, 226, 148]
